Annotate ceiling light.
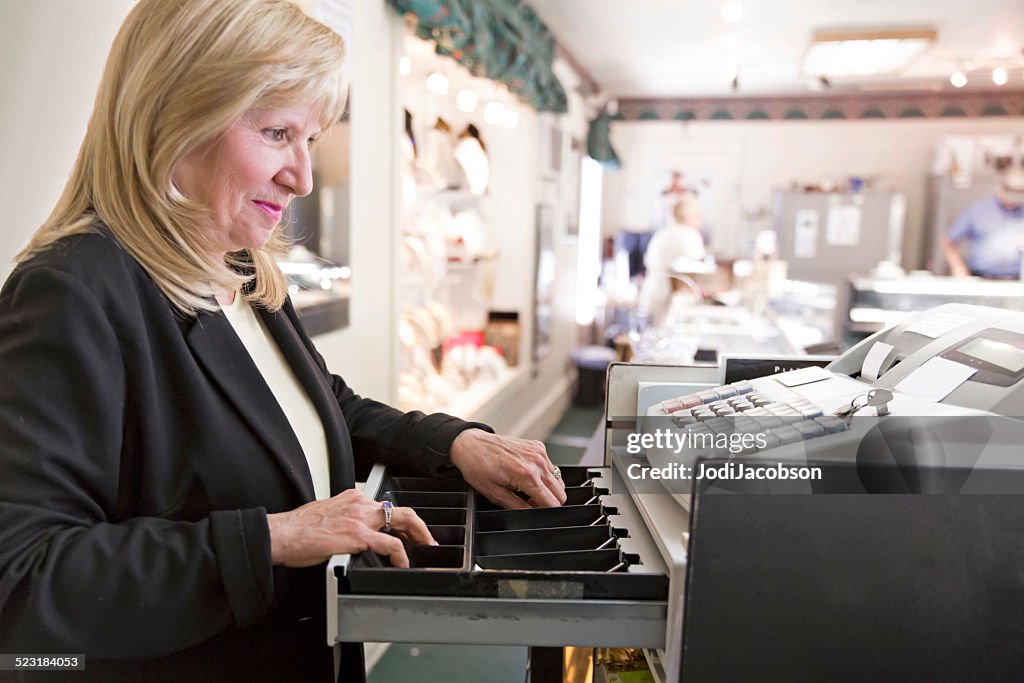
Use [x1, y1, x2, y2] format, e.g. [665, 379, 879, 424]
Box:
[950, 70, 967, 88]
[501, 108, 519, 129]
[992, 66, 1008, 86]
[993, 38, 1015, 58]
[456, 89, 478, 112]
[399, 56, 411, 76]
[425, 72, 449, 95]
[801, 28, 936, 78]
[721, 2, 743, 23]
[484, 101, 504, 126]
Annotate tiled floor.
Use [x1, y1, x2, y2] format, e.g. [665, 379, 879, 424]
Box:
[544, 405, 604, 465]
[366, 403, 604, 682]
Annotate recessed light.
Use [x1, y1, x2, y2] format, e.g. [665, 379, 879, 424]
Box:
[425, 72, 449, 95]
[501, 108, 519, 129]
[456, 89, 478, 112]
[721, 2, 742, 23]
[484, 102, 504, 126]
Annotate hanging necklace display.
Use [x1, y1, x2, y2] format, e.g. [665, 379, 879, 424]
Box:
[454, 124, 490, 195]
[421, 117, 466, 190]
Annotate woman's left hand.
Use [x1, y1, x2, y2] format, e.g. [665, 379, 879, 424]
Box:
[449, 429, 567, 509]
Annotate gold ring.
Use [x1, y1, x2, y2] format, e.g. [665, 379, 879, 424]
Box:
[552, 466, 561, 480]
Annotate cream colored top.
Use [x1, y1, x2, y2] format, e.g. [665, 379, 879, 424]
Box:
[638, 223, 707, 317]
[220, 292, 331, 500]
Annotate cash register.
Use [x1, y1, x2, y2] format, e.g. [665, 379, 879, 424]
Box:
[328, 304, 1024, 681]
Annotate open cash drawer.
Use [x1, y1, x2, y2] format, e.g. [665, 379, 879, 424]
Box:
[327, 465, 669, 649]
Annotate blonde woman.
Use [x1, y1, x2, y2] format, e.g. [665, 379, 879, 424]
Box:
[0, 1, 564, 679]
[638, 191, 707, 319]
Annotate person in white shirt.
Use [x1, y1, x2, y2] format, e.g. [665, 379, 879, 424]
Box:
[638, 192, 707, 320]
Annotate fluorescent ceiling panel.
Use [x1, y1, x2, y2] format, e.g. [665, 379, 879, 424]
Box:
[802, 28, 936, 77]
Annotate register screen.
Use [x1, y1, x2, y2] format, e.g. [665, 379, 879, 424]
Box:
[958, 338, 1024, 373]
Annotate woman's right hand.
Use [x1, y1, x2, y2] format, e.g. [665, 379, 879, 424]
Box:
[266, 489, 435, 568]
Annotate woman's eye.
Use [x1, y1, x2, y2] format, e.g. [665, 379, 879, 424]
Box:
[307, 136, 320, 149]
[264, 128, 287, 142]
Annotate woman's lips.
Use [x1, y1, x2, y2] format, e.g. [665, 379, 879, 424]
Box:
[253, 200, 283, 221]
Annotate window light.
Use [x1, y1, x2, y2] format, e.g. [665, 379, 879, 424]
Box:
[575, 157, 604, 326]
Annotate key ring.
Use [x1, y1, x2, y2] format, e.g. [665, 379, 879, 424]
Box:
[836, 388, 892, 425]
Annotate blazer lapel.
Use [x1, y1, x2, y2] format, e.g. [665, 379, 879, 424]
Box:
[256, 306, 356, 493]
[184, 310, 317, 500]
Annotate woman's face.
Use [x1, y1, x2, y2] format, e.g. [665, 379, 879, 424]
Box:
[173, 107, 321, 257]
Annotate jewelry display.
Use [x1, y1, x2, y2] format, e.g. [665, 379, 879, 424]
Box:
[454, 124, 490, 195]
[396, 35, 522, 417]
[420, 117, 466, 190]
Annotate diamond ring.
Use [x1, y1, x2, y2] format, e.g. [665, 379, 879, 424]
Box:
[381, 500, 394, 533]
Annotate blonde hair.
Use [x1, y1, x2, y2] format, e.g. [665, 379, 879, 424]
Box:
[672, 192, 702, 227]
[16, 0, 348, 315]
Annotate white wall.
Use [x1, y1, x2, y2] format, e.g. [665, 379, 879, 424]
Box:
[0, 0, 135, 280]
[312, 0, 401, 401]
[603, 117, 1024, 269]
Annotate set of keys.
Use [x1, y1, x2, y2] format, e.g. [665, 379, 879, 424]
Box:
[834, 388, 894, 424]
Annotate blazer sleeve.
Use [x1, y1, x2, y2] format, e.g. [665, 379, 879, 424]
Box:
[282, 300, 492, 476]
[0, 265, 272, 658]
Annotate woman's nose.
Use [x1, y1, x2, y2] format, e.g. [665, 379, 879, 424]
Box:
[277, 145, 313, 197]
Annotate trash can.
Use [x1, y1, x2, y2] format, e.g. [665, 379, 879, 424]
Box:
[571, 345, 617, 407]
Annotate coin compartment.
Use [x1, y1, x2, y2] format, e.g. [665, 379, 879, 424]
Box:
[475, 525, 621, 556]
[384, 491, 467, 508]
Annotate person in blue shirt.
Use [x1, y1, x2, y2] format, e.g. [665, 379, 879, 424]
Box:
[942, 169, 1024, 279]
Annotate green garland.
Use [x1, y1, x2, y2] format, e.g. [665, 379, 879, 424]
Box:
[388, 0, 568, 113]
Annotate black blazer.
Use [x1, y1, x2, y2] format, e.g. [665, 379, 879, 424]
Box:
[0, 230, 486, 681]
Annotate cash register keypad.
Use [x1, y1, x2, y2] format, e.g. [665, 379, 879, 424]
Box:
[659, 382, 848, 451]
